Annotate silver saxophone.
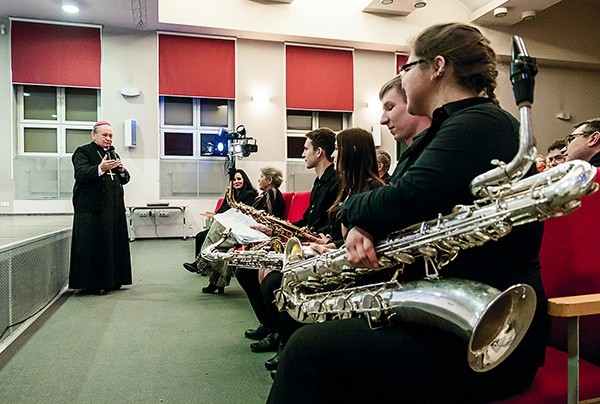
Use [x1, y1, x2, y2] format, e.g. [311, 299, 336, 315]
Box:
[201, 228, 315, 270]
[201, 228, 285, 270]
[273, 36, 599, 373]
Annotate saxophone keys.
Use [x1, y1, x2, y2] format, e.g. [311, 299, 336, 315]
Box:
[390, 252, 416, 265]
[418, 246, 438, 258]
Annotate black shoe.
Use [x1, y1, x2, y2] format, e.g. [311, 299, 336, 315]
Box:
[250, 333, 279, 353]
[183, 262, 198, 273]
[265, 341, 284, 370]
[83, 289, 107, 295]
[202, 283, 224, 294]
[265, 351, 280, 371]
[270, 370, 277, 381]
[245, 325, 271, 341]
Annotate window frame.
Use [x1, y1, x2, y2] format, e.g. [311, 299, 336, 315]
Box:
[285, 109, 351, 161]
[159, 96, 235, 159]
[16, 85, 100, 157]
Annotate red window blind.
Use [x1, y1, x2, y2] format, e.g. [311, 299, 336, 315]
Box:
[396, 54, 408, 75]
[11, 21, 101, 88]
[159, 34, 235, 98]
[286, 45, 354, 112]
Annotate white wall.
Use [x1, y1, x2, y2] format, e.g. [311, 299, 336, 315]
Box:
[1, 7, 600, 232]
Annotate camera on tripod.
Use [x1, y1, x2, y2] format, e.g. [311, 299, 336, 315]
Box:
[211, 124, 258, 158]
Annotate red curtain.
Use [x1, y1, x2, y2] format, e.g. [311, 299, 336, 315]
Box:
[159, 34, 235, 98]
[11, 21, 101, 88]
[286, 45, 353, 112]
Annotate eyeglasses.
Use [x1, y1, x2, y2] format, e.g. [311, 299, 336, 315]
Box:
[565, 131, 594, 146]
[398, 59, 428, 74]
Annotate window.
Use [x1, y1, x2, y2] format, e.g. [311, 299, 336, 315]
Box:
[159, 96, 235, 198]
[15, 85, 100, 200]
[285, 109, 350, 192]
[285, 110, 349, 159]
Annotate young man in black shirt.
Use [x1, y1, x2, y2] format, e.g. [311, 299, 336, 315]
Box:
[236, 128, 339, 368]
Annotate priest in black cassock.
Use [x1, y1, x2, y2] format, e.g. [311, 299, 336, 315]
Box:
[69, 120, 132, 295]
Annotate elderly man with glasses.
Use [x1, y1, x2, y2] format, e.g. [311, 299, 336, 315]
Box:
[564, 118, 600, 167]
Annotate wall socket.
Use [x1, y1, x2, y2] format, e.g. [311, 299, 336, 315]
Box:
[158, 211, 170, 217]
[0, 202, 9, 207]
[138, 211, 149, 217]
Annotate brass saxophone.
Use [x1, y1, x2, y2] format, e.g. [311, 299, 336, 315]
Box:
[224, 181, 319, 242]
[274, 36, 599, 373]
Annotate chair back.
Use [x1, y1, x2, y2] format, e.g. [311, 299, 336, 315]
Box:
[540, 170, 600, 365]
[282, 192, 295, 221]
[287, 191, 311, 223]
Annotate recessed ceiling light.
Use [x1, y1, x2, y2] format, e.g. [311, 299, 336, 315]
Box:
[413, 0, 427, 8]
[62, 1, 80, 14]
[381, 0, 393, 5]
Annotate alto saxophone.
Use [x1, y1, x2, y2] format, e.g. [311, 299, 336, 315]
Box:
[200, 183, 318, 268]
[274, 36, 599, 373]
[224, 182, 318, 242]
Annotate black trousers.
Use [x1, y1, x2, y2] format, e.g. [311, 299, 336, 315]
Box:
[267, 317, 539, 404]
[261, 271, 303, 343]
[235, 267, 274, 330]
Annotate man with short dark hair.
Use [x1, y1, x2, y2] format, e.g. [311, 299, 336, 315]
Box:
[237, 127, 339, 368]
[376, 149, 392, 184]
[546, 139, 566, 169]
[565, 118, 600, 167]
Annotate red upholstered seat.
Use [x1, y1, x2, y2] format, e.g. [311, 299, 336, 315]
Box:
[214, 198, 224, 213]
[287, 191, 311, 223]
[282, 192, 295, 221]
[492, 347, 600, 403]
[495, 169, 600, 403]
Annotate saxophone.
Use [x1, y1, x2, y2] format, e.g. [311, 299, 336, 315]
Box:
[201, 228, 285, 270]
[199, 182, 317, 268]
[274, 36, 599, 373]
[224, 182, 318, 241]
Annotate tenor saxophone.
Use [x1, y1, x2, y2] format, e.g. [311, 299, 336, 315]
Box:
[274, 36, 599, 373]
[225, 182, 318, 241]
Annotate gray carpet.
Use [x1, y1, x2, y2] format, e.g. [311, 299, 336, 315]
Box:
[0, 238, 274, 403]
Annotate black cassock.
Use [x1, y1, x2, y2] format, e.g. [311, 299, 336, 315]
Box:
[69, 142, 132, 290]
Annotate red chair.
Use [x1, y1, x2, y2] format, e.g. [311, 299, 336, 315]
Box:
[494, 171, 600, 403]
[282, 192, 295, 221]
[286, 191, 311, 222]
[214, 197, 224, 213]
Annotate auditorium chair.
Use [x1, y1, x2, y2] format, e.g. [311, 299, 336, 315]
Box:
[494, 171, 600, 403]
[286, 191, 311, 223]
[282, 192, 295, 221]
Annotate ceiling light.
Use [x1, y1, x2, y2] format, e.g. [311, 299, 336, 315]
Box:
[413, 0, 427, 8]
[381, 0, 393, 5]
[493, 7, 508, 18]
[61, 0, 80, 14]
[521, 10, 536, 21]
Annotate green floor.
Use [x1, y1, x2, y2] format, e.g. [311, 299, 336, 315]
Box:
[0, 238, 274, 404]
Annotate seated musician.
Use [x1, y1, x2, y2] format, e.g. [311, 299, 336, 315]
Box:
[183, 169, 257, 275]
[236, 128, 339, 354]
[196, 166, 285, 295]
[268, 23, 549, 403]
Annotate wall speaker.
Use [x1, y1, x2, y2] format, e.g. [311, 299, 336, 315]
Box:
[124, 119, 137, 147]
